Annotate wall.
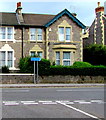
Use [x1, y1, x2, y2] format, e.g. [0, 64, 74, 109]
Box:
[0, 74, 105, 84]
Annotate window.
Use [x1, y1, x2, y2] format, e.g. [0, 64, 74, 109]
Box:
[30, 51, 43, 58]
[59, 27, 64, 41]
[0, 27, 14, 40]
[7, 51, 13, 67]
[56, 52, 60, 65]
[37, 29, 42, 41]
[30, 28, 36, 40]
[0, 51, 6, 67]
[63, 52, 71, 66]
[66, 27, 71, 41]
[37, 52, 42, 58]
[0, 51, 13, 68]
[30, 51, 35, 57]
[58, 27, 71, 42]
[30, 28, 42, 41]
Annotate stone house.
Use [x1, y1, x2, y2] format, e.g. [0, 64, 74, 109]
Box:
[0, 2, 85, 70]
[83, 2, 106, 47]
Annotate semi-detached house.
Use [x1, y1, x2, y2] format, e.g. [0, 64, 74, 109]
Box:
[0, 2, 85, 71]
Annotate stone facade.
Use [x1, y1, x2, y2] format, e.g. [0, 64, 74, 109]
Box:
[83, 2, 106, 48]
[0, 2, 85, 71]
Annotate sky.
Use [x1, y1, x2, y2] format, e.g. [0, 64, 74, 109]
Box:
[0, 0, 106, 26]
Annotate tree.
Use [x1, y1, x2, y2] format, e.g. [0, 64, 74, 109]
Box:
[83, 44, 106, 66]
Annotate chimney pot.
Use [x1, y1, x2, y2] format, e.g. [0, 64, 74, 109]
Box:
[17, 2, 21, 8]
[98, 2, 100, 7]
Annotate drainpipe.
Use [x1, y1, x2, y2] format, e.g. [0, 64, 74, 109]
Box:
[21, 26, 24, 58]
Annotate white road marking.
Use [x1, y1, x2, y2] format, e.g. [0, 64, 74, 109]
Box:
[56, 101, 69, 103]
[4, 102, 19, 106]
[57, 101, 100, 120]
[42, 102, 57, 105]
[21, 101, 35, 103]
[23, 103, 38, 105]
[79, 102, 91, 104]
[91, 100, 103, 103]
[66, 102, 74, 104]
[2, 100, 105, 106]
[39, 101, 52, 103]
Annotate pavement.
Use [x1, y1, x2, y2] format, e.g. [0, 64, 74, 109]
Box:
[0, 83, 105, 88]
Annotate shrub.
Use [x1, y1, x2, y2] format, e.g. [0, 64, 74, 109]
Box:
[73, 61, 92, 67]
[83, 45, 106, 66]
[1, 66, 9, 73]
[18, 57, 51, 74]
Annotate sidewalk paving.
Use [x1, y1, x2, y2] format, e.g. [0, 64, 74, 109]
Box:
[0, 83, 105, 88]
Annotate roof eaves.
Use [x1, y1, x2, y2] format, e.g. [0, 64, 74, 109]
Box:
[44, 9, 86, 29]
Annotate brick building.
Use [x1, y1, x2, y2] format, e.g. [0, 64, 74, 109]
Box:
[0, 2, 85, 70]
[83, 2, 106, 47]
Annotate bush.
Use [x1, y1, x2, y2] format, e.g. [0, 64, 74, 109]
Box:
[1, 66, 9, 73]
[18, 57, 51, 74]
[73, 61, 92, 67]
[83, 45, 106, 66]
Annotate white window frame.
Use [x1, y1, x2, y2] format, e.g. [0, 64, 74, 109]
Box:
[63, 52, 71, 66]
[58, 27, 71, 42]
[0, 44, 15, 70]
[0, 26, 15, 42]
[30, 28, 42, 42]
[56, 52, 60, 65]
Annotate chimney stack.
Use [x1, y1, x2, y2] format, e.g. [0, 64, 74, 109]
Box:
[104, 1, 106, 16]
[16, 2, 24, 24]
[16, 2, 22, 15]
[95, 2, 104, 13]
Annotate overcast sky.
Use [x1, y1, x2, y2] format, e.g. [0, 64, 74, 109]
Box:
[0, 0, 106, 26]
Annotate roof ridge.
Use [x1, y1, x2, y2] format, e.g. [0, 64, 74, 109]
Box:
[22, 13, 55, 16]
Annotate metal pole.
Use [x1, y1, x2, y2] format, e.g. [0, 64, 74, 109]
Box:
[34, 61, 35, 84]
[36, 61, 38, 84]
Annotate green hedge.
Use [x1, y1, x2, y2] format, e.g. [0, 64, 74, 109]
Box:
[49, 66, 106, 76]
[18, 57, 106, 76]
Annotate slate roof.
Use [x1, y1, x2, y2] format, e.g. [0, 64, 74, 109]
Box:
[23, 13, 55, 26]
[0, 9, 86, 29]
[0, 12, 19, 25]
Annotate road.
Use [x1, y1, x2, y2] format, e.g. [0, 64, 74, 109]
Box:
[1, 86, 105, 119]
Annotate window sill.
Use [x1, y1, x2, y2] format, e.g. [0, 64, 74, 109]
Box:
[30, 40, 43, 43]
[0, 39, 16, 42]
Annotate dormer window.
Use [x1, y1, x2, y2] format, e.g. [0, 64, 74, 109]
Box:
[58, 27, 71, 42]
[0, 27, 14, 40]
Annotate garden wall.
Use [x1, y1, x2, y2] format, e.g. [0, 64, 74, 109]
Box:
[0, 74, 105, 84]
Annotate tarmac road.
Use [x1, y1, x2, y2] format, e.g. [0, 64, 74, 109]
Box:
[1, 86, 105, 119]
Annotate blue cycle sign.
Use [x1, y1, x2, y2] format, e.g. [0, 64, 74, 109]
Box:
[31, 57, 41, 84]
[31, 57, 41, 61]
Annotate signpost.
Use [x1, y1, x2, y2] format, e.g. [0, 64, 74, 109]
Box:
[31, 57, 41, 84]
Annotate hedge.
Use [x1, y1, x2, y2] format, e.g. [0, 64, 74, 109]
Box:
[48, 66, 106, 76]
[18, 57, 106, 76]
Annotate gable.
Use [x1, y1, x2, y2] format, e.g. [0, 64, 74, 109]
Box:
[44, 9, 86, 29]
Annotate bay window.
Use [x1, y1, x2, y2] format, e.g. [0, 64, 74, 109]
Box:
[56, 52, 60, 65]
[63, 52, 71, 66]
